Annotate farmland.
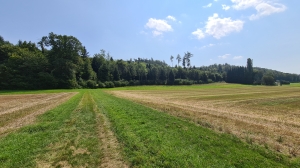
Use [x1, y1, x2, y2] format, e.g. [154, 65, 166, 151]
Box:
[0, 84, 299, 167]
[110, 83, 300, 156]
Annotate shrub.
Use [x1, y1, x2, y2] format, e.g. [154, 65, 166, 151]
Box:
[104, 81, 115, 88]
[98, 82, 106, 88]
[280, 80, 290, 85]
[174, 79, 193, 85]
[86, 80, 97, 89]
[207, 79, 214, 83]
[262, 75, 275, 86]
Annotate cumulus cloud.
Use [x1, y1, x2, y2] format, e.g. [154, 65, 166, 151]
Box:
[203, 3, 212, 8]
[192, 29, 205, 40]
[218, 54, 231, 59]
[205, 13, 244, 39]
[231, 0, 286, 20]
[233, 56, 243, 59]
[145, 18, 173, 36]
[200, 43, 215, 49]
[192, 13, 243, 40]
[166, 15, 176, 21]
[222, 4, 231, 10]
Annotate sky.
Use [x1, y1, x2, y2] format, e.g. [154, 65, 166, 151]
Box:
[0, 0, 299, 74]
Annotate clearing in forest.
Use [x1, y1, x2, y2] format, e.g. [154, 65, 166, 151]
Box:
[110, 84, 300, 156]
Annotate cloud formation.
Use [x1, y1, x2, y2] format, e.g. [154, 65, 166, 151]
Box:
[145, 18, 173, 36]
[218, 54, 230, 59]
[203, 3, 212, 8]
[205, 13, 244, 39]
[231, 0, 286, 20]
[192, 29, 205, 40]
[192, 14, 243, 40]
[233, 56, 243, 59]
[222, 4, 231, 10]
[200, 43, 215, 49]
[166, 15, 176, 21]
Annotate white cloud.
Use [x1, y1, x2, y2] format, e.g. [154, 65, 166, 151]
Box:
[218, 54, 230, 59]
[192, 13, 243, 40]
[192, 29, 205, 40]
[233, 56, 243, 59]
[222, 4, 231, 10]
[145, 18, 173, 36]
[200, 43, 215, 49]
[166, 15, 176, 21]
[231, 0, 261, 10]
[249, 3, 286, 20]
[203, 3, 212, 8]
[205, 13, 244, 39]
[231, 0, 286, 20]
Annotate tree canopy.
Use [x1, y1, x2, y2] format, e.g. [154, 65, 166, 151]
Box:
[0, 33, 299, 89]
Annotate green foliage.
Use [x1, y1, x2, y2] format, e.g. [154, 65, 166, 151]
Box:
[104, 81, 115, 88]
[174, 79, 193, 85]
[262, 75, 275, 85]
[1, 33, 299, 90]
[86, 80, 97, 88]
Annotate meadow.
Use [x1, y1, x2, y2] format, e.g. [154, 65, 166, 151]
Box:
[0, 83, 299, 167]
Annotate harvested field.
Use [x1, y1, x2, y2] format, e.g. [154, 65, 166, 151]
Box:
[110, 85, 300, 156]
[0, 92, 77, 135]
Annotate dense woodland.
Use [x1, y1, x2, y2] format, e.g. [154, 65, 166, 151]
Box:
[0, 33, 299, 89]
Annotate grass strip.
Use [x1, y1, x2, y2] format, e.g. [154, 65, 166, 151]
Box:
[92, 90, 299, 167]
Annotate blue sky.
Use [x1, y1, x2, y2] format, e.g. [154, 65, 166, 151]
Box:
[1, 0, 299, 74]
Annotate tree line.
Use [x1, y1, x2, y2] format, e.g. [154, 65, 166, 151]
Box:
[0, 33, 299, 89]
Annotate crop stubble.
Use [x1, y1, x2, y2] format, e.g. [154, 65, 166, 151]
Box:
[0, 92, 77, 135]
[110, 86, 300, 156]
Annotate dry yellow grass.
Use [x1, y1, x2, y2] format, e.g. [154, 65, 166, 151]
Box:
[0, 92, 77, 136]
[110, 85, 300, 156]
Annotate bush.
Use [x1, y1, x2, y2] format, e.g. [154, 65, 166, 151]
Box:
[98, 82, 106, 88]
[113, 80, 129, 87]
[207, 79, 214, 83]
[129, 80, 140, 86]
[113, 81, 122, 87]
[174, 79, 193, 85]
[86, 80, 97, 89]
[262, 75, 275, 86]
[104, 81, 115, 88]
[253, 80, 262, 85]
[280, 80, 290, 85]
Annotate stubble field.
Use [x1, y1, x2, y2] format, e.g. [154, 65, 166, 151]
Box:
[0, 92, 77, 136]
[0, 83, 300, 167]
[110, 83, 300, 156]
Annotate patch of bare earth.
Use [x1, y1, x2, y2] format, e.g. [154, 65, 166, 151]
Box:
[92, 97, 129, 168]
[109, 86, 300, 157]
[0, 92, 77, 136]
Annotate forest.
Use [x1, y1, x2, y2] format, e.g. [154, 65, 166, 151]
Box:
[0, 32, 299, 89]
